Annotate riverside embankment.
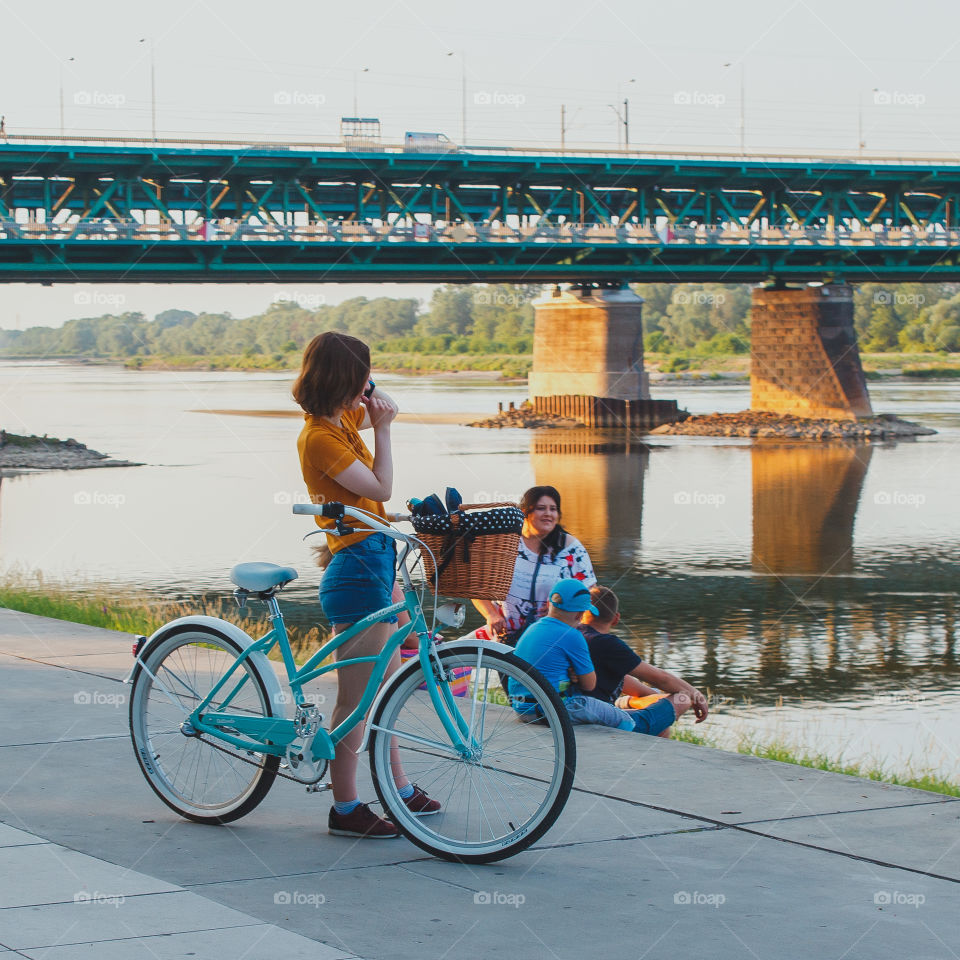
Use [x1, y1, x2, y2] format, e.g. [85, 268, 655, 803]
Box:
[0, 607, 957, 959]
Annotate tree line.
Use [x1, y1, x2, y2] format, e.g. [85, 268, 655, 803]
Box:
[637, 281, 960, 354]
[2, 281, 959, 360]
[0, 285, 538, 361]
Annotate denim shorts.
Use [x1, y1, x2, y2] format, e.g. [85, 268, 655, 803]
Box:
[565, 694, 676, 736]
[319, 533, 398, 626]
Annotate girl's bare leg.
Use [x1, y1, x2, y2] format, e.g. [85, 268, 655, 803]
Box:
[328, 620, 409, 803]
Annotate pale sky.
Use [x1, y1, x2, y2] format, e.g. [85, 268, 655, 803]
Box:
[2, 0, 958, 330]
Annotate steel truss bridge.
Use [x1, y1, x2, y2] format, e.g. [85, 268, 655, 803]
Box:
[3, 139, 960, 283]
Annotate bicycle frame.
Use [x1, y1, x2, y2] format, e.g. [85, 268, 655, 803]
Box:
[183, 517, 475, 764]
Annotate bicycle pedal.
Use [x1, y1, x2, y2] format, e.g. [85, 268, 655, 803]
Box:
[305, 781, 332, 794]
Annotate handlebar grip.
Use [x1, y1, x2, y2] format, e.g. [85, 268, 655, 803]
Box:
[292, 501, 343, 517]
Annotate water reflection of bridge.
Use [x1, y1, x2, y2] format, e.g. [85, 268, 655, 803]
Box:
[527, 431, 958, 706]
[530, 432, 875, 577]
[751, 444, 873, 575]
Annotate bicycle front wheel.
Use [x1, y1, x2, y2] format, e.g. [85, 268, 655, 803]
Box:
[368, 646, 575, 863]
[129, 625, 280, 824]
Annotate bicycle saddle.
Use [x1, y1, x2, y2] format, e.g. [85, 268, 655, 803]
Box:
[230, 562, 299, 592]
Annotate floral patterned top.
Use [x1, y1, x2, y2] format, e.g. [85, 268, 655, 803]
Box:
[499, 534, 596, 629]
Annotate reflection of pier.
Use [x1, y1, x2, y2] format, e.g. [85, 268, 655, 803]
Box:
[751, 444, 873, 575]
[529, 430, 648, 568]
[522, 430, 959, 715]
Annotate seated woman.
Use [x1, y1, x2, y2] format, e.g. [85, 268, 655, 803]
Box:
[471, 485, 596, 645]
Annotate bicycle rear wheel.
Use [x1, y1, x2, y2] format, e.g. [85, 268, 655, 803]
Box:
[129, 625, 280, 824]
[368, 646, 575, 863]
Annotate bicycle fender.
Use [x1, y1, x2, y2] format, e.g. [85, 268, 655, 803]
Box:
[123, 615, 287, 717]
[359, 639, 514, 752]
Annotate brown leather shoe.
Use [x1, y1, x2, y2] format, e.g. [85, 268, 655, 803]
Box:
[328, 803, 399, 838]
[403, 784, 441, 816]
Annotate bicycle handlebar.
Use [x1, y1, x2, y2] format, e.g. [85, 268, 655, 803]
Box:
[291, 502, 337, 517]
[292, 502, 412, 541]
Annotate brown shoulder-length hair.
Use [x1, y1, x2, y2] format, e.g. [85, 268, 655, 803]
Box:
[292, 332, 370, 417]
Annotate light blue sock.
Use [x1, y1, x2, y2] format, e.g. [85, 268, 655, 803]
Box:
[617, 717, 635, 732]
[398, 782, 415, 799]
[333, 798, 361, 815]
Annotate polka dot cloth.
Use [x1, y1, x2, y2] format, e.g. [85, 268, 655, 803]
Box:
[412, 506, 524, 537]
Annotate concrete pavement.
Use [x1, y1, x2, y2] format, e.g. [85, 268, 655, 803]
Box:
[0, 606, 957, 959]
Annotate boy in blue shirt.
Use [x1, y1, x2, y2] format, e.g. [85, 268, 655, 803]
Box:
[509, 579, 674, 734]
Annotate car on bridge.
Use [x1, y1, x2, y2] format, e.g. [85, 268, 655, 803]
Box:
[403, 131, 459, 153]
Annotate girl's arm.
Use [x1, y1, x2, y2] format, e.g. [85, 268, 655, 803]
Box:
[331, 398, 395, 500]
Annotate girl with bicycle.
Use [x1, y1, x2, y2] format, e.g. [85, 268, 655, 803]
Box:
[294, 332, 439, 838]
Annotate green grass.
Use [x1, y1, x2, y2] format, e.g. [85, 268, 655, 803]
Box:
[122, 351, 532, 378]
[371, 352, 531, 378]
[0, 574, 325, 658]
[91, 348, 960, 381]
[0, 578, 168, 634]
[124, 353, 297, 372]
[672, 725, 960, 798]
[901, 367, 960, 379]
[0, 432, 72, 449]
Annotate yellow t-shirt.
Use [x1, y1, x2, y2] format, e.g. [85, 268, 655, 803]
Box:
[297, 408, 387, 553]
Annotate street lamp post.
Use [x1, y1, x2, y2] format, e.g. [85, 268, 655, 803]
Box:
[447, 51, 466, 146]
[858, 89, 878, 156]
[739, 63, 744, 154]
[139, 38, 156, 140]
[59, 56, 75, 137]
[723, 62, 745, 155]
[561, 104, 581, 152]
[858, 92, 863, 156]
[353, 67, 369, 116]
[611, 79, 635, 149]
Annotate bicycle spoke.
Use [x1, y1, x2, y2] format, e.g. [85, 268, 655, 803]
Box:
[369, 648, 574, 861]
[131, 631, 278, 821]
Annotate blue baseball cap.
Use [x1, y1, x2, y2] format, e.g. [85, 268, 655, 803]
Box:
[548, 579, 599, 615]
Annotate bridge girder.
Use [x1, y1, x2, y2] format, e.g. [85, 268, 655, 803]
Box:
[3, 143, 960, 281]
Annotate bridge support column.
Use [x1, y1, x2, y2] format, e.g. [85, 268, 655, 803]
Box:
[530, 286, 680, 429]
[751, 283, 873, 420]
[531, 285, 648, 400]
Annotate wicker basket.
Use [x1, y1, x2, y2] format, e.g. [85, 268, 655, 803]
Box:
[414, 502, 522, 599]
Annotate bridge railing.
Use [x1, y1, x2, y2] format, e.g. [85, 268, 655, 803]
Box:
[1, 217, 956, 246]
[2, 132, 959, 167]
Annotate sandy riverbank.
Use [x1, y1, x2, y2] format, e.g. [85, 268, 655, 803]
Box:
[196, 409, 476, 425]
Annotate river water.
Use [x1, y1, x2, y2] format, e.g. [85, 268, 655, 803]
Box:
[1, 361, 958, 779]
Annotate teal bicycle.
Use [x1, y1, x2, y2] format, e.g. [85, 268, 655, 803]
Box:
[127, 502, 576, 863]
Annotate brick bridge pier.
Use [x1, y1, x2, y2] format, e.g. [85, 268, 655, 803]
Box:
[750, 283, 872, 420]
[529, 285, 681, 430]
[530, 281, 874, 430]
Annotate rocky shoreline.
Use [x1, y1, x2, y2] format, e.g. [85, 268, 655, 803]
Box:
[0, 432, 141, 474]
[467, 404, 580, 429]
[650, 410, 936, 440]
[466, 403, 936, 440]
